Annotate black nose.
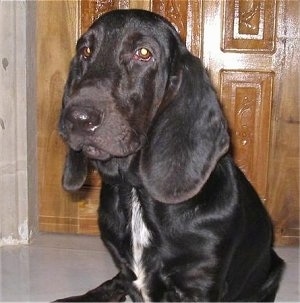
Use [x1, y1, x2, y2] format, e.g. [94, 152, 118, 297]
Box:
[64, 106, 102, 133]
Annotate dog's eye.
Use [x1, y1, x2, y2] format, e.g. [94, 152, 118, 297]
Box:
[134, 48, 152, 61]
[81, 47, 92, 59]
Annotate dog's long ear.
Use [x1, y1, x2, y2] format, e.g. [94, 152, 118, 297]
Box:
[140, 52, 230, 204]
[62, 149, 88, 191]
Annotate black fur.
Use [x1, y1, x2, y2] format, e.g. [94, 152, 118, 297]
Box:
[57, 9, 284, 302]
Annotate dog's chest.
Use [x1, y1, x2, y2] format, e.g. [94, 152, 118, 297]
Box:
[131, 188, 151, 301]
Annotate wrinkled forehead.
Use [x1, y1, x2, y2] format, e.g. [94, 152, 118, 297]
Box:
[92, 9, 172, 32]
[77, 10, 176, 48]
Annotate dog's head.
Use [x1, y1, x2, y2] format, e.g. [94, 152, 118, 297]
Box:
[60, 9, 229, 203]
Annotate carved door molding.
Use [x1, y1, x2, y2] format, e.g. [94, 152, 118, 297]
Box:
[220, 70, 274, 200]
[222, 0, 277, 52]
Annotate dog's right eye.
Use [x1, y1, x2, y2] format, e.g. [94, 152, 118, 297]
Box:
[134, 48, 152, 62]
[81, 47, 92, 59]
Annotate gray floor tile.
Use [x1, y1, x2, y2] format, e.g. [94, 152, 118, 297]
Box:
[0, 233, 298, 302]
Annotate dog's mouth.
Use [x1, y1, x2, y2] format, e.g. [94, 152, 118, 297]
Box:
[73, 140, 142, 161]
[82, 145, 111, 161]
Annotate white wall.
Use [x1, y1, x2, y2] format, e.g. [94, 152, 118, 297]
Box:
[0, 1, 37, 246]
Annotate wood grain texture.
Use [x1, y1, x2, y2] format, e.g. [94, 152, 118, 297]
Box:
[222, 0, 277, 52]
[152, 0, 188, 40]
[220, 70, 274, 202]
[81, 0, 129, 33]
[151, 0, 203, 57]
[266, 0, 299, 245]
[37, 1, 100, 235]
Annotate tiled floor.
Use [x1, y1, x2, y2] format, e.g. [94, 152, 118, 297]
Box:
[0, 233, 299, 302]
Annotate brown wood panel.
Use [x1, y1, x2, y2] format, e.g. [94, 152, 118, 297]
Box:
[220, 70, 274, 201]
[266, 0, 299, 245]
[152, 0, 188, 40]
[81, 0, 129, 33]
[222, 0, 277, 52]
[151, 0, 203, 57]
[37, 1, 100, 235]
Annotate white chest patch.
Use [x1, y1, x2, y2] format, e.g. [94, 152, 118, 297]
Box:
[131, 188, 151, 302]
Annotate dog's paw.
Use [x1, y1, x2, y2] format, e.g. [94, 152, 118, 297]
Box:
[54, 285, 127, 302]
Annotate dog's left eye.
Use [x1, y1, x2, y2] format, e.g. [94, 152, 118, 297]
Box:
[81, 47, 92, 59]
[134, 48, 152, 61]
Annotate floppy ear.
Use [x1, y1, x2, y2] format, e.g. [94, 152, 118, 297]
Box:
[62, 148, 88, 191]
[140, 52, 230, 204]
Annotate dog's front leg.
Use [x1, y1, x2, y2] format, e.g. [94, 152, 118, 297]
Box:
[54, 272, 127, 302]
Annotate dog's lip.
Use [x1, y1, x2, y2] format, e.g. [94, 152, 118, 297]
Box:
[82, 145, 111, 161]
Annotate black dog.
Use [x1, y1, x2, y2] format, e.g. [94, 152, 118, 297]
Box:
[58, 9, 284, 302]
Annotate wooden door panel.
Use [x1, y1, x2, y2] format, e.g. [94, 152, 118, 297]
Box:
[81, 0, 130, 33]
[152, 0, 188, 39]
[220, 70, 273, 201]
[151, 0, 203, 56]
[38, 0, 299, 244]
[222, 0, 277, 53]
[38, 2, 101, 235]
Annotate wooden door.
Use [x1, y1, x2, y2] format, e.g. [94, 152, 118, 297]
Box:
[37, 0, 299, 245]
